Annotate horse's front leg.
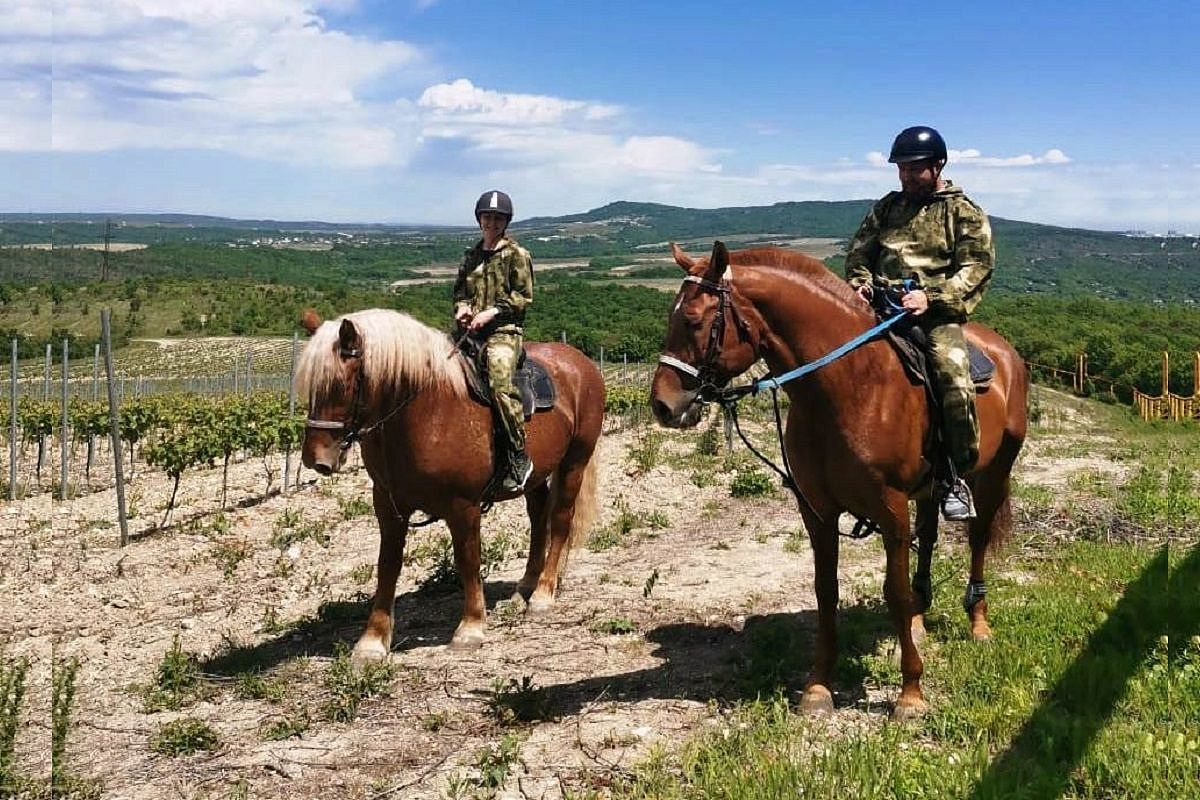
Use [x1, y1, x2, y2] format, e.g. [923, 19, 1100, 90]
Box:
[799, 515, 840, 716]
[910, 494, 940, 645]
[353, 484, 409, 665]
[446, 503, 486, 649]
[882, 497, 927, 720]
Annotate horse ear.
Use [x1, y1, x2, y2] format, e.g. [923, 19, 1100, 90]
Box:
[299, 308, 322, 337]
[338, 318, 360, 355]
[670, 242, 696, 271]
[707, 240, 730, 282]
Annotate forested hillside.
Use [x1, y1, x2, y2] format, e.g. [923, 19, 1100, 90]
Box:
[4, 202, 1196, 301]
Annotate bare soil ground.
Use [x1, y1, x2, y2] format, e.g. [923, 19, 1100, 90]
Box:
[1, 389, 1113, 799]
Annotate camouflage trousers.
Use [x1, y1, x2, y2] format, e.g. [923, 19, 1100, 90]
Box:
[923, 321, 979, 475]
[484, 331, 526, 454]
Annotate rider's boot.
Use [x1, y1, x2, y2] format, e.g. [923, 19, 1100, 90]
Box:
[500, 447, 533, 495]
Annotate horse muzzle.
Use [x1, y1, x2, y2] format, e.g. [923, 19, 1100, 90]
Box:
[651, 388, 705, 429]
[302, 434, 348, 475]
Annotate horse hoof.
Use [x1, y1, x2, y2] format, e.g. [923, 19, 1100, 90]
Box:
[449, 627, 485, 651]
[970, 622, 993, 642]
[496, 595, 527, 614]
[797, 686, 835, 717]
[892, 698, 928, 722]
[527, 592, 554, 616]
[351, 641, 389, 666]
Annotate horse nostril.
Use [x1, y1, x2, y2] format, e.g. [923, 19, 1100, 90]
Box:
[313, 463, 332, 476]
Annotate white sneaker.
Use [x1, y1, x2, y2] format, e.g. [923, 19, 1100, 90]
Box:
[941, 479, 976, 521]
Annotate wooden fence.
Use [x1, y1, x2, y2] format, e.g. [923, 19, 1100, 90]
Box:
[1132, 351, 1200, 422]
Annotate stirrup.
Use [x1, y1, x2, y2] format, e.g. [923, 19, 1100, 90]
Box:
[940, 478, 976, 521]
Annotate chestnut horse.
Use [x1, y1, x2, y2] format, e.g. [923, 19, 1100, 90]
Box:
[651, 242, 1027, 718]
[297, 308, 605, 658]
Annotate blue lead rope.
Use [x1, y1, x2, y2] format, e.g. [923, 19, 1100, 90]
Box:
[752, 311, 909, 393]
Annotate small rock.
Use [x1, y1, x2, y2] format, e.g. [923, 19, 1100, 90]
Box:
[109, 597, 129, 609]
[286, 543, 302, 561]
[180, 618, 196, 630]
[631, 725, 653, 739]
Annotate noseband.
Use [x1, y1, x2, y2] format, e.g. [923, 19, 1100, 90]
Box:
[658, 274, 749, 393]
[306, 345, 367, 450]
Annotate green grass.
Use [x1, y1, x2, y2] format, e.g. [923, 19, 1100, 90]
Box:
[611, 542, 1198, 800]
[321, 644, 396, 723]
[142, 636, 213, 712]
[150, 718, 220, 756]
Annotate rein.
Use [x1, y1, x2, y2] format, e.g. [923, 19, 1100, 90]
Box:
[659, 273, 911, 532]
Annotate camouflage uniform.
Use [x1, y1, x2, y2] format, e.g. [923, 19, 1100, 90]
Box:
[845, 181, 994, 474]
[453, 235, 535, 457]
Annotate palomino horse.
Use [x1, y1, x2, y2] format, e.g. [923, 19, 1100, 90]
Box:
[651, 243, 1027, 718]
[297, 308, 605, 658]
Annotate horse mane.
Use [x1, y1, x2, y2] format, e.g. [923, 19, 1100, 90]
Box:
[296, 308, 468, 401]
[724, 246, 863, 309]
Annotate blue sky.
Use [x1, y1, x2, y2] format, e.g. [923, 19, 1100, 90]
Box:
[1, 0, 1196, 231]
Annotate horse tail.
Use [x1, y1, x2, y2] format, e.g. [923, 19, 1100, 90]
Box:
[987, 488, 1013, 553]
[566, 449, 601, 551]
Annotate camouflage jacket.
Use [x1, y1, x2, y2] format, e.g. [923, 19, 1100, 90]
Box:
[844, 182, 994, 321]
[452, 235, 534, 333]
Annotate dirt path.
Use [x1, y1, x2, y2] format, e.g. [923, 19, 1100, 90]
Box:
[1, 391, 1100, 799]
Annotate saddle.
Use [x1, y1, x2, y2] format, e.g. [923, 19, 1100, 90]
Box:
[457, 335, 556, 418]
[885, 320, 995, 390]
[870, 286, 995, 482]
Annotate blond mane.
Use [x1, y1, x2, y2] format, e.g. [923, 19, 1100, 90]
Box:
[295, 308, 468, 403]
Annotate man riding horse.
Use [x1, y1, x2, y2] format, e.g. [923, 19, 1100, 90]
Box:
[845, 125, 994, 521]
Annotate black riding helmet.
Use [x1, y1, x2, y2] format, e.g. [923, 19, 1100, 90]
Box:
[888, 126, 947, 164]
[474, 190, 514, 221]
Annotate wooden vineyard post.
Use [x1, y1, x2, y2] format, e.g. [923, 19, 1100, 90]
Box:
[102, 310, 130, 547]
[284, 331, 298, 494]
[8, 338, 16, 501]
[60, 337, 69, 500]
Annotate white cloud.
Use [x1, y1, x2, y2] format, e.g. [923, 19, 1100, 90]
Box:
[949, 147, 1073, 167]
[866, 147, 1073, 168]
[1, 1, 424, 166]
[419, 79, 620, 126]
[415, 79, 722, 186]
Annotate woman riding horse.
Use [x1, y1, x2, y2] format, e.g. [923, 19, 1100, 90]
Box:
[298, 308, 605, 658]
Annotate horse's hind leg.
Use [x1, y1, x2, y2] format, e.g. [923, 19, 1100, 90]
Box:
[910, 494, 939, 645]
[447, 503, 487, 649]
[964, 473, 1012, 641]
[527, 458, 587, 615]
[514, 482, 552, 604]
[353, 484, 409, 665]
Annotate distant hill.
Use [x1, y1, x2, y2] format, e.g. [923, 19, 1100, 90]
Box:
[2, 203, 1196, 302]
[518, 200, 1198, 303]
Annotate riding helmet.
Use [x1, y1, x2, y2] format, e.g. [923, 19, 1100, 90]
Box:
[888, 126, 948, 163]
[474, 190, 514, 221]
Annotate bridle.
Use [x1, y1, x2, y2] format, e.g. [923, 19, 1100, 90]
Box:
[657, 274, 751, 394]
[305, 344, 370, 450]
